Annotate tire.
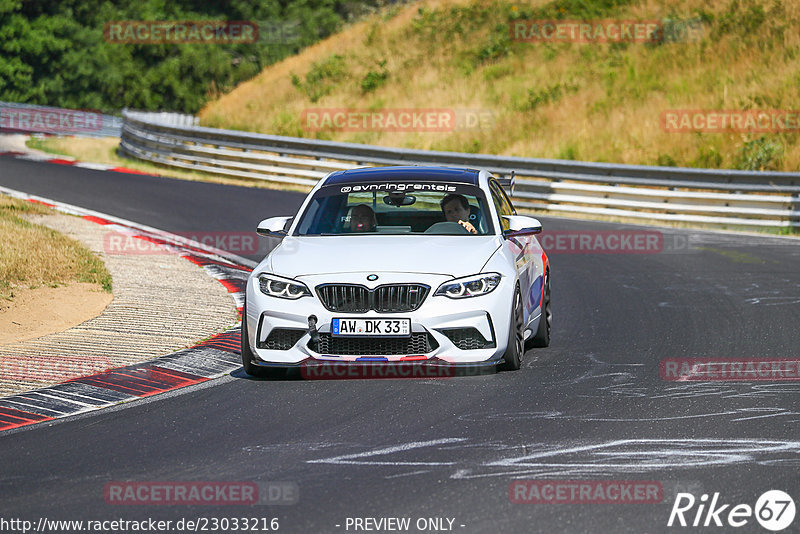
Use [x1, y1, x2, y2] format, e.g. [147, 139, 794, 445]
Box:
[241, 302, 285, 379]
[499, 287, 524, 371]
[529, 270, 551, 349]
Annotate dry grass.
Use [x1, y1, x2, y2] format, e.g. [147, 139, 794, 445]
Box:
[199, 0, 800, 171]
[27, 136, 117, 161]
[0, 195, 112, 304]
[26, 136, 313, 194]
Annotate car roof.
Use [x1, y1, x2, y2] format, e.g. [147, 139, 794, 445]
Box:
[322, 166, 480, 186]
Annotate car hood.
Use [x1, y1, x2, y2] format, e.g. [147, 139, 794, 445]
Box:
[267, 235, 502, 278]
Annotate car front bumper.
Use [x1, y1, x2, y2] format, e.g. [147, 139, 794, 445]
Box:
[244, 272, 516, 366]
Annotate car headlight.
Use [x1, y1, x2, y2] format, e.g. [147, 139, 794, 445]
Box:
[258, 273, 311, 299]
[434, 273, 501, 299]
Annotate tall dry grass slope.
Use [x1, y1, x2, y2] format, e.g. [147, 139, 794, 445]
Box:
[200, 0, 799, 171]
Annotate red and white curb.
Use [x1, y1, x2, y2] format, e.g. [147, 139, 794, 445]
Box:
[0, 185, 256, 433]
[0, 150, 157, 176]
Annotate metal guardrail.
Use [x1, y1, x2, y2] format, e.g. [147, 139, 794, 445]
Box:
[0, 101, 123, 138]
[120, 110, 800, 229]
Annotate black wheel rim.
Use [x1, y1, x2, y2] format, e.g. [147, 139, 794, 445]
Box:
[544, 275, 552, 337]
[514, 291, 524, 358]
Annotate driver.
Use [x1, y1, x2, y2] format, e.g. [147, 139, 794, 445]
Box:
[440, 194, 477, 234]
[348, 204, 377, 232]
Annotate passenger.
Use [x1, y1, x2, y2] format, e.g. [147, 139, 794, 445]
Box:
[440, 194, 477, 234]
[348, 204, 377, 233]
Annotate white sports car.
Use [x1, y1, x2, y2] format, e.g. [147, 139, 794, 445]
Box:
[242, 166, 551, 377]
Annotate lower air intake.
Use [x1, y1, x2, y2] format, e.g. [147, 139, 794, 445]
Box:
[312, 333, 438, 356]
[439, 328, 495, 350]
[258, 328, 306, 350]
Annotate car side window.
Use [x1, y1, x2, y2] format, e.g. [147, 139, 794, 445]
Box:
[500, 186, 516, 216]
[489, 183, 511, 232]
[490, 180, 515, 216]
[489, 182, 514, 231]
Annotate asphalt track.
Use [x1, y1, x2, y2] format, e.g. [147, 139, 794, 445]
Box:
[1, 156, 800, 533]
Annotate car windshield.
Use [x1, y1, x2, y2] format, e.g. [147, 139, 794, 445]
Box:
[294, 182, 494, 236]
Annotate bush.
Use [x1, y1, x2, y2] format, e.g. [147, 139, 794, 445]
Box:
[692, 146, 723, 168]
[521, 82, 579, 111]
[518, 0, 638, 20]
[558, 144, 579, 160]
[735, 136, 783, 171]
[472, 24, 512, 66]
[361, 60, 389, 93]
[292, 54, 348, 102]
[656, 154, 678, 167]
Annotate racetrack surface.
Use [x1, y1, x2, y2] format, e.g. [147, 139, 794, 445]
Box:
[2, 156, 800, 533]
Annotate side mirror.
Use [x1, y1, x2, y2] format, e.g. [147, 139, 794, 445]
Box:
[257, 216, 293, 238]
[502, 215, 542, 238]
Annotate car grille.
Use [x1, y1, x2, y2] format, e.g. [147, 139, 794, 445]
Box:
[374, 284, 429, 312]
[439, 328, 495, 350]
[312, 333, 438, 356]
[258, 328, 306, 350]
[316, 285, 370, 313]
[316, 284, 429, 313]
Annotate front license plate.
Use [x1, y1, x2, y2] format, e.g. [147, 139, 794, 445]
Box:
[332, 318, 411, 337]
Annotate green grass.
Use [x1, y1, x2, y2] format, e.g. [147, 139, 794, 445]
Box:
[0, 195, 112, 302]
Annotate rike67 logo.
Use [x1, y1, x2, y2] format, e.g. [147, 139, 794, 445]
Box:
[668, 490, 795, 531]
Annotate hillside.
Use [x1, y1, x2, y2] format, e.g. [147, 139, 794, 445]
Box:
[199, 0, 800, 171]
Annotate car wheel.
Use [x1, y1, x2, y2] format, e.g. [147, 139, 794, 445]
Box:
[529, 270, 551, 348]
[241, 302, 286, 379]
[499, 287, 524, 371]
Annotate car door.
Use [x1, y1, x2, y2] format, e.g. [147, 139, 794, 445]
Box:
[488, 180, 542, 324]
